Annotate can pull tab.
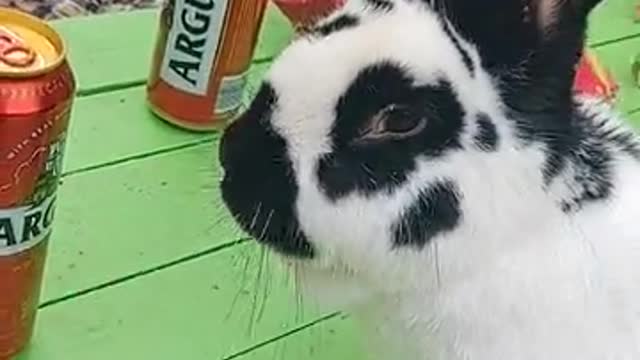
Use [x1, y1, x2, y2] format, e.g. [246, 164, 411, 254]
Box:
[0, 32, 36, 68]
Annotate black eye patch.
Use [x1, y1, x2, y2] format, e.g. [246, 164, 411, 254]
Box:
[316, 61, 466, 201]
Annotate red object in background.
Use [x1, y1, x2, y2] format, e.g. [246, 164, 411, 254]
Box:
[573, 50, 619, 102]
[273, 0, 346, 26]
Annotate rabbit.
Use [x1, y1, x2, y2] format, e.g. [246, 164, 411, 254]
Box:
[219, 0, 640, 358]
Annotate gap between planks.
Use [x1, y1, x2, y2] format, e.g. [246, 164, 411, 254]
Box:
[61, 136, 217, 178]
[223, 312, 343, 360]
[39, 238, 250, 309]
[72, 56, 275, 99]
[591, 31, 640, 49]
[73, 54, 277, 99]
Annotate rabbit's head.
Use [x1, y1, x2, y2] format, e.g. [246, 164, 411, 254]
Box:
[219, 0, 605, 297]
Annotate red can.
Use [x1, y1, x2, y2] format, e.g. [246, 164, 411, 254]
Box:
[273, 0, 346, 26]
[147, 0, 269, 131]
[0, 8, 75, 358]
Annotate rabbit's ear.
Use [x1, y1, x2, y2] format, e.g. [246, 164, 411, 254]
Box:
[510, 0, 604, 111]
[442, 0, 603, 111]
[531, 0, 603, 31]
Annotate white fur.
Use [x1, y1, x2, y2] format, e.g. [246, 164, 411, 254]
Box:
[264, 1, 640, 358]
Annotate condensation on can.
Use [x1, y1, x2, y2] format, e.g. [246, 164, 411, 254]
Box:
[0, 8, 75, 359]
[147, 0, 270, 131]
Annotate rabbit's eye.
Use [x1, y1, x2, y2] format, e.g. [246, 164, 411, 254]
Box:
[355, 104, 427, 144]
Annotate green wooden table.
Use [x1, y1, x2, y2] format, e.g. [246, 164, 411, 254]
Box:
[11, 1, 640, 359]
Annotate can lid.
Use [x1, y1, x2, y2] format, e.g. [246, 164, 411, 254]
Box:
[0, 8, 66, 78]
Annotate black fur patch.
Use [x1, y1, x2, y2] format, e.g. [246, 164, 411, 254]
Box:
[317, 62, 465, 201]
[550, 112, 619, 213]
[220, 83, 314, 258]
[392, 180, 462, 248]
[429, 1, 615, 213]
[474, 113, 499, 152]
[556, 109, 640, 213]
[601, 124, 640, 160]
[442, 20, 474, 75]
[365, 0, 394, 11]
[612, 132, 640, 159]
[558, 148, 612, 213]
[314, 14, 360, 37]
[437, 0, 538, 75]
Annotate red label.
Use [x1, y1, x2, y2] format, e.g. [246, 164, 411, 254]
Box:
[0, 104, 69, 359]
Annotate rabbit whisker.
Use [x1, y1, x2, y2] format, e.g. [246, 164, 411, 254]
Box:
[248, 202, 263, 234]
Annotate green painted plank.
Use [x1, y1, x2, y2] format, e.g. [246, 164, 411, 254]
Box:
[62, 62, 268, 175]
[256, 2, 294, 62]
[593, 36, 640, 114]
[52, 3, 290, 94]
[52, 9, 158, 94]
[42, 142, 239, 304]
[19, 243, 328, 360]
[62, 86, 209, 175]
[627, 109, 640, 127]
[589, 0, 640, 46]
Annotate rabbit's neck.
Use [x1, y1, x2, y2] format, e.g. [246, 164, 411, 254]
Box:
[357, 222, 640, 359]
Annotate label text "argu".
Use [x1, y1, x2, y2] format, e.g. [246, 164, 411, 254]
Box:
[160, 0, 229, 95]
[0, 195, 56, 256]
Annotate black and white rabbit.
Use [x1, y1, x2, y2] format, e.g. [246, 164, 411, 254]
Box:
[219, 0, 640, 358]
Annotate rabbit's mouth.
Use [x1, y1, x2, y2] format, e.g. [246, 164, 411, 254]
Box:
[219, 162, 316, 259]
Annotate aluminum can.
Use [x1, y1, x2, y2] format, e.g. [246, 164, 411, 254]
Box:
[147, 0, 269, 131]
[0, 8, 75, 358]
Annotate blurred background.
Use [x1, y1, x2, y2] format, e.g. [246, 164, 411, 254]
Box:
[0, 0, 160, 19]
